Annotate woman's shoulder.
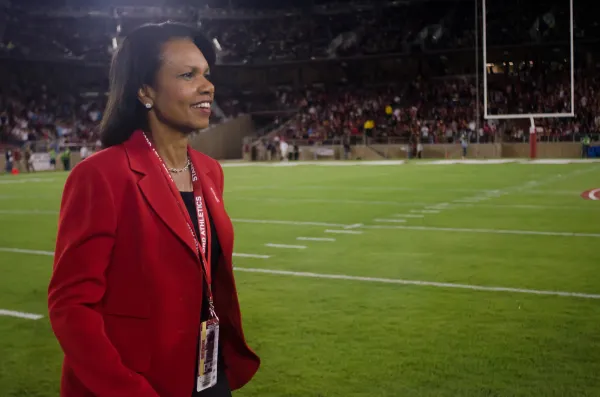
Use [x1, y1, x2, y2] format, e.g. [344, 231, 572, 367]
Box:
[67, 145, 129, 185]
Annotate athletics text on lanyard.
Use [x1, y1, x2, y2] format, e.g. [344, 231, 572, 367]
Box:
[143, 132, 221, 391]
[142, 132, 217, 318]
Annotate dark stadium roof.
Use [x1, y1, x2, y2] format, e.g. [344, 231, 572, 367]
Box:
[12, 0, 471, 8]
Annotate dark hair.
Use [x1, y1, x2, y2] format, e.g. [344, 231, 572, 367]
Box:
[100, 21, 216, 148]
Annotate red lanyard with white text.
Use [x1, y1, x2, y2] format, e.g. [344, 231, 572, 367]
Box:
[143, 132, 217, 320]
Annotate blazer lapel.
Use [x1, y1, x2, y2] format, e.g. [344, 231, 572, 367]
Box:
[124, 130, 197, 258]
[190, 152, 233, 260]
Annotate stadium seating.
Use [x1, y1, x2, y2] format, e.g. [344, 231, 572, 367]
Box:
[0, 0, 598, 153]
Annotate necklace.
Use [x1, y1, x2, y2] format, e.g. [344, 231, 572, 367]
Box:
[167, 157, 191, 173]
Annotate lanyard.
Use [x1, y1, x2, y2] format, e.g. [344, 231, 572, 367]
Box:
[142, 132, 217, 319]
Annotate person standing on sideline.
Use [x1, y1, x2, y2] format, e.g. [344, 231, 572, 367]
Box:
[581, 134, 591, 158]
[416, 139, 423, 159]
[80, 145, 90, 162]
[49, 148, 57, 170]
[48, 22, 260, 397]
[60, 147, 71, 171]
[460, 133, 468, 159]
[24, 146, 34, 172]
[4, 148, 13, 173]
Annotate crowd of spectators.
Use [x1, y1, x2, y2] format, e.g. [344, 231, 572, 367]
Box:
[0, 62, 105, 151]
[1, 0, 589, 64]
[282, 79, 487, 145]
[3, 58, 600, 150]
[0, 62, 239, 150]
[1, 0, 599, 152]
[281, 66, 600, 145]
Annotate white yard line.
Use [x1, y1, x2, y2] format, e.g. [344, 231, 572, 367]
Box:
[226, 178, 599, 194]
[454, 203, 600, 211]
[393, 214, 425, 218]
[229, 197, 432, 207]
[232, 219, 599, 238]
[0, 309, 44, 320]
[0, 247, 54, 256]
[265, 243, 307, 250]
[233, 219, 346, 228]
[0, 247, 271, 259]
[325, 229, 363, 235]
[374, 218, 407, 223]
[2, 199, 596, 218]
[296, 237, 336, 242]
[233, 268, 600, 300]
[391, 165, 600, 222]
[233, 253, 271, 259]
[362, 224, 600, 238]
[344, 223, 363, 229]
[0, 209, 58, 215]
[0, 178, 55, 184]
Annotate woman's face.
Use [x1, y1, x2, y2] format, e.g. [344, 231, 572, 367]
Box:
[142, 38, 214, 133]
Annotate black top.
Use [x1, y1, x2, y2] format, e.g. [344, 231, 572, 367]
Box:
[180, 191, 221, 322]
[180, 192, 231, 397]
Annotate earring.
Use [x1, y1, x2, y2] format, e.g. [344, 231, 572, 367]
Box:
[145, 103, 152, 109]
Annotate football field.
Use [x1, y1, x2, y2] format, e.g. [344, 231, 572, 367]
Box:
[1, 161, 599, 397]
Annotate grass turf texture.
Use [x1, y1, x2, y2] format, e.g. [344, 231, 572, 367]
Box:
[0, 162, 599, 397]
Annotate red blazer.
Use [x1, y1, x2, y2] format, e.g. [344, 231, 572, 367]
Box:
[48, 130, 260, 397]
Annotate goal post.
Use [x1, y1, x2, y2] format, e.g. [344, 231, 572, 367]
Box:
[480, 0, 575, 158]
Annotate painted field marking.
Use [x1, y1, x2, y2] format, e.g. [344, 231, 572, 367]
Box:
[426, 202, 452, 208]
[581, 188, 600, 201]
[0, 210, 58, 215]
[229, 197, 432, 206]
[0, 309, 44, 320]
[452, 203, 599, 211]
[3, 198, 597, 217]
[4, 215, 575, 239]
[231, 219, 599, 238]
[233, 253, 271, 259]
[0, 247, 54, 256]
[374, 218, 407, 223]
[382, 165, 600, 223]
[265, 243, 307, 250]
[393, 214, 425, 218]
[233, 268, 600, 300]
[297, 237, 336, 242]
[0, 178, 55, 185]
[344, 223, 363, 229]
[427, 204, 451, 209]
[0, 247, 271, 259]
[233, 219, 346, 228]
[362, 224, 600, 238]
[325, 229, 363, 235]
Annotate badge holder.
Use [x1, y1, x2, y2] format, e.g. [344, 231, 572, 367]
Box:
[197, 299, 220, 392]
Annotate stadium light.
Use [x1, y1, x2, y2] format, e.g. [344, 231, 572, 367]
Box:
[212, 38, 222, 52]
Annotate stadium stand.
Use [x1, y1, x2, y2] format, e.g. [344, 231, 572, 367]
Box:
[0, 0, 599, 161]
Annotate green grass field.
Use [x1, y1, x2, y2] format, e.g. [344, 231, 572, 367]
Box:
[1, 161, 599, 397]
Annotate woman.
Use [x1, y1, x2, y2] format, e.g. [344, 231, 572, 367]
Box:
[48, 22, 260, 397]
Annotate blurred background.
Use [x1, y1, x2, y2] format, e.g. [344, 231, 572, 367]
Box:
[1, 0, 599, 168]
